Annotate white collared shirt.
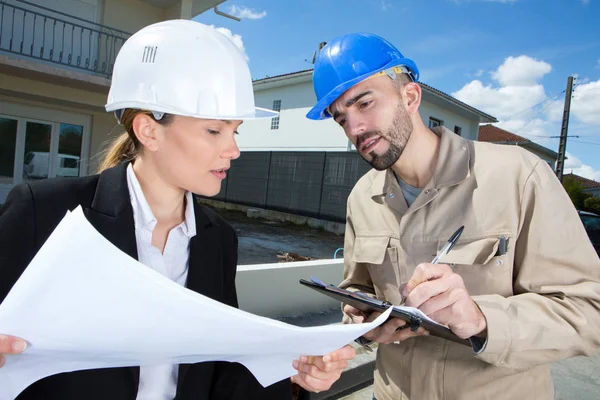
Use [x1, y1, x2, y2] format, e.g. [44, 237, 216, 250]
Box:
[126, 164, 196, 400]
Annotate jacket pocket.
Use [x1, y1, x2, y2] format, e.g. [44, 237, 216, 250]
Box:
[439, 237, 499, 266]
[352, 236, 403, 304]
[436, 237, 512, 296]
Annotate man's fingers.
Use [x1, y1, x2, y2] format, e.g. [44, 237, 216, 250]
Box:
[343, 304, 367, 324]
[363, 318, 407, 342]
[343, 304, 362, 315]
[404, 274, 462, 308]
[0, 335, 27, 354]
[385, 327, 429, 344]
[0, 355, 5, 368]
[364, 311, 382, 323]
[403, 263, 454, 297]
[417, 287, 463, 317]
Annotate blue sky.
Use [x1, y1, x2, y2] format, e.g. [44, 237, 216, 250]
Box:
[194, 0, 600, 180]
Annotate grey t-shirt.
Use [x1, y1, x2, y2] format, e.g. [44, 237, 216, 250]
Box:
[396, 175, 423, 207]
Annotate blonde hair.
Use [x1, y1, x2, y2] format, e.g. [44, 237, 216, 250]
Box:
[97, 109, 172, 173]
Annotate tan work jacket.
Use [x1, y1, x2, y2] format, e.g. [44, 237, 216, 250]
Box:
[341, 127, 600, 400]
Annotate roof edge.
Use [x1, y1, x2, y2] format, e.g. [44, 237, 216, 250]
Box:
[252, 69, 498, 123]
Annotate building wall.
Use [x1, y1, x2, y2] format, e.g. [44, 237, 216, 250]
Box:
[237, 82, 348, 152]
[165, 2, 184, 20]
[101, 0, 165, 33]
[237, 80, 481, 151]
[522, 145, 556, 168]
[0, 72, 115, 174]
[418, 100, 479, 141]
[0, 74, 107, 109]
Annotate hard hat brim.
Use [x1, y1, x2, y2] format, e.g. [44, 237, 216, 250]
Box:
[306, 59, 418, 121]
[105, 102, 279, 120]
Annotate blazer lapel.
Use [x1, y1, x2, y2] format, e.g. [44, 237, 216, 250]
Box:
[177, 199, 223, 390]
[83, 162, 140, 386]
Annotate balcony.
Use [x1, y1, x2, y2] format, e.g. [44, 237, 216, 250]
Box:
[0, 0, 130, 87]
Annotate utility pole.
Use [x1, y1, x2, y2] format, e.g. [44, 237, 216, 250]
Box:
[555, 76, 574, 183]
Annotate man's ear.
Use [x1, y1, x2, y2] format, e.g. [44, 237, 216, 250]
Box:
[402, 82, 422, 115]
[132, 113, 159, 152]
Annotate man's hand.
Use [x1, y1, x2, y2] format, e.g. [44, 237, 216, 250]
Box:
[0, 334, 27, 368]
[343, 305, 429, 344]
[403, 263, 487, 339]
[290, 345, 355, 393]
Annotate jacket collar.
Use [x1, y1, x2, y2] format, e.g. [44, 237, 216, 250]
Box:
[90, 162, 132, 218]
[369, 126, 472, 198]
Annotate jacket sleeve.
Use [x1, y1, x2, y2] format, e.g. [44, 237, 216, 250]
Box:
[473, 160, 600, 369]
[0, 183, 36, 303]
[338, 198, 377, 324]
[210, 227, 293, 399]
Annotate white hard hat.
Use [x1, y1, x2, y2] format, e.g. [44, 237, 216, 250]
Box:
[105, 20, 277, 121]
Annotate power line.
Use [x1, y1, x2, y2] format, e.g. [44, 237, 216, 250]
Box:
[570, 140, 600, 146]
[500, 90, 566, 123]
[513, 99, 560, 135]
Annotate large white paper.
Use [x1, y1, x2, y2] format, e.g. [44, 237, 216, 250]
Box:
[0, 207, 391, 399]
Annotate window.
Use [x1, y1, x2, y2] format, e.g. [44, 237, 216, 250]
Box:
[454, 126, 462, 136]
[429, 117, 443, 128]
[271, 100, 281, 130]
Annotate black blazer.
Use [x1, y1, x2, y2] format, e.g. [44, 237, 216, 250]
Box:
[0, 163, 292, 400]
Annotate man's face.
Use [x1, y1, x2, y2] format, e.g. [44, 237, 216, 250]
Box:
[329, 76, 413, 170]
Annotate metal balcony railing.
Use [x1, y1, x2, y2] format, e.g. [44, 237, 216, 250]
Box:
[0, 0, 131, 78]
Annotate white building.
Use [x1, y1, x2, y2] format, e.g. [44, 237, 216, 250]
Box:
[0, 0, 228, 204]
[236, 69, 497, 151]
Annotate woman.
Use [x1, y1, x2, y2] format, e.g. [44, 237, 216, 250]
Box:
[0, 20, 354, 399]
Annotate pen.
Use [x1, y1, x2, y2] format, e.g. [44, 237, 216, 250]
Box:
[432, 226, 464, 264]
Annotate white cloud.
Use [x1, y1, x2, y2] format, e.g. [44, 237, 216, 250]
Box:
[228, 5, 267, 20]
[581, 0, 590, 5]
[547, 79, 600, 125]
[491, 55, 552, 86]
[211, 26, 249, 61]
[496, 118, 555, 139]
[475, 69, 485, 77]
[453, 55, 600, 181]
[596, 59, 600, 68]
[381, 0, 392, 10]
[571, 79, 600, 124]
[565, 152, 600, 181]
[453, 56, 555, 129]
[453, 79, 547, 121]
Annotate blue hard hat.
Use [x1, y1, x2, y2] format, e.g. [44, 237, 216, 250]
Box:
[306, 33, 419, 120]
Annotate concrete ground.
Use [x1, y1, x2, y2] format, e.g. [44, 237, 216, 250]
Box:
[215, 207, 345, 265]
[213, 206, 600, 399]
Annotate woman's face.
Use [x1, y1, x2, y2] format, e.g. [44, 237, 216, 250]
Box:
[148, 115, 242, 196]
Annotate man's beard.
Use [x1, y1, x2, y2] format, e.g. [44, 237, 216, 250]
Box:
[358, 104, 413, 171]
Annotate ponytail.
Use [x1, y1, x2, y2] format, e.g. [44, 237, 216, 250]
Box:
[97, 132, 137, 173]
[97, 109, 173, 173]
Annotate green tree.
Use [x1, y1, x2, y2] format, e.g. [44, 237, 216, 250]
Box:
[584, 196, 600, 214]
[563, 176, 592, 210]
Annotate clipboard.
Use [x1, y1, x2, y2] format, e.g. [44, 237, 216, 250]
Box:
[299, 277, 473, 347]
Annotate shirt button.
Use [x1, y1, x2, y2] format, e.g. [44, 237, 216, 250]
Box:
[424, 189, 431, 195]
[389, 193, 395, 199]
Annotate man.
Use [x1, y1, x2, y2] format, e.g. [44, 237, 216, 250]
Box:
[306, 32, 600, 400]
